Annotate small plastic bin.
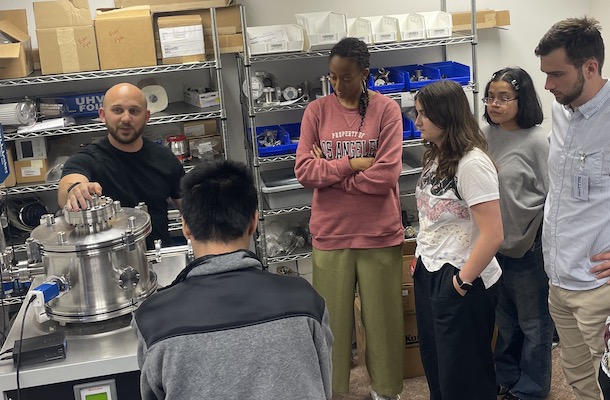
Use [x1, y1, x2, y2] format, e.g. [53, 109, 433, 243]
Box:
[247, 24, 304, 55]
[260, 169, 313, 209]
[279, 122, 301, 152]
[402, 114, 412, 140]
[256, 125, 291, 157]
[392, 13, 426, 41]
[347, 18, 373, 44]
[423, 61, 471, 85]
[295, 11, 347, 51]
[369, 67, 405, 93]
[393, 64, 441, 90]
[419, 11, 452, 38]
[360, 16, 399, 44]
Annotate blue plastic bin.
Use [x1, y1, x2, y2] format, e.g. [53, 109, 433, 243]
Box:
[393, 64, 441, 91]
[256, 125, 292, 156]
[423, 61, 471, 85]
[402, 114, 412, 140]
[369, 67, 405, 94]
[278, 122, 301, 154]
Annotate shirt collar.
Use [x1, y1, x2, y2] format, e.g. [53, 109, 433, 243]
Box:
[565, 79, 610, 118]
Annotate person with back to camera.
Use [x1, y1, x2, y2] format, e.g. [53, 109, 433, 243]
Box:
[481, 67, 553, 400]
[132, 160, 333, 400]
[412, 79, 503, 400]
[58, 82, 184, 249]
[535, 17, 610, 400]
[294, 37, 404, 400]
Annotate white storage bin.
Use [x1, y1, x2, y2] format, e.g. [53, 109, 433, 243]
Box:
[360, 16, 399, 44]
[294, 11, 347, 51]
[392, 13, 426, 41]
[261, 169, 313, 209]
[419, 11, 452, 38]
[247, 24, 304, 55]
[347, 18, 373, 44]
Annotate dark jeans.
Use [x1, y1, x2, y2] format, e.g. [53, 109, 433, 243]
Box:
[600, 363, 610, 399]
[494, 237, 553, 400]
[414, 258, 498, 400]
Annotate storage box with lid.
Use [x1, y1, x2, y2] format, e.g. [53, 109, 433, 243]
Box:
[294, 12, 347, 51]
[260, 169, 312, 209]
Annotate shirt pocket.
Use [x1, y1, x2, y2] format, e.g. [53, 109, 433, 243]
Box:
[570, 150, 607, 186]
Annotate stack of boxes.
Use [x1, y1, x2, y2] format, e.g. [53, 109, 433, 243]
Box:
[181, 119, 222, 159]
[34, 0, 99, 75]
[355, 241, 425, 379]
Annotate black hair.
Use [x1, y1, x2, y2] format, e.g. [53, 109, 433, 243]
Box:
[415, 80, 489, 180]
[180, 160, 257, 242]
[329, 37, 370, 132]
[483, 67, 544, 129]
[535, 17, 604, 73]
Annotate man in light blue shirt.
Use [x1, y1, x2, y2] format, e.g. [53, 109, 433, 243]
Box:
[536, 17, 610, 400]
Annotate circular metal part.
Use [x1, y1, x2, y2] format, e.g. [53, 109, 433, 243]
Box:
[242, 75, 264, 100]
[63, 195, 116, 234]
[282, 86, 299, 101]
[16, 99, 37, 126]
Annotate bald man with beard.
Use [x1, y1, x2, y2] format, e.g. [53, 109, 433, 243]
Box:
[59, 83, 184, 249]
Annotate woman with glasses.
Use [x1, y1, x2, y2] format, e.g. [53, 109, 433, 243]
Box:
[481, 67, 552, 400]
[412, 79, 503, 399]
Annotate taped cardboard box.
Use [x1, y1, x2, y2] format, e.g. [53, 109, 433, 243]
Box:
[0, 146, 17, 189]
[0, 10, 28, 33]
[115, 0, 233, 13]
[452, 9, 510, 31]
[95, 6, 156, 70]
[33, 0, 91, 29]
[204, 33, 243, 54]
[157, 14, 205, 64]
[0, 19, 33, 79]
[15, 158, 48, 184]
[182, 120, 217, 137]
[36, 26, 99, 74]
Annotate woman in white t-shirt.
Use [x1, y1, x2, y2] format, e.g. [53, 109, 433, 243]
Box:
[412, 79, 503, 399]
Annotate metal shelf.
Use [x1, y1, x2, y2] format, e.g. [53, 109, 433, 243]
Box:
[267, 250, 312, 264]
[401, 167, 423, 176]
[263, 205, 311, 217]
[1, 183, 58, 196]
[4, 104, 222, 141]
[242, 35, 475, 63]
[0, 62, 217, 88]
[253, 102, 308, 113]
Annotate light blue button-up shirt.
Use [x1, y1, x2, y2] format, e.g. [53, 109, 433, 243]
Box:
[543, 80, 610, 290]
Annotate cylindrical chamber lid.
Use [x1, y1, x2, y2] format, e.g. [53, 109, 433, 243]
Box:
[29, 208, 151, 253]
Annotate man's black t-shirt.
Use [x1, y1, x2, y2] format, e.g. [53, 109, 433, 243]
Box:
[62, 137, 184, 248]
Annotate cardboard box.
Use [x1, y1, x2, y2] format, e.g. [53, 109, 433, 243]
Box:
[189, 134, 223, 157]
[15, 158, 49, 184]
[95, 6, 157, 70]
[204, 33, 243, 54]
[182, 119, 217, 137]
[184, 87, 219, 108]
[0, 146, 16, 188]
[452, 10, 510, 31]
[0, 10, 28, 32]
[157, 14, 205, 64]
[402, 240, 416, 284]
[15, 138, 47, 160]
[36, 26, 100, 74]
[0, 19, 33, 79]
[402, 284, 415, 314]
[403, 313, 425, 378]
[198, 5, 241, 34]
[33, 0, 91, 29]
[115, 0, 233, 13]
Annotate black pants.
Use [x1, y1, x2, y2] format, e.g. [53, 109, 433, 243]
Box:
[600, 364, 610, 399]
[413, 258, 498, 400]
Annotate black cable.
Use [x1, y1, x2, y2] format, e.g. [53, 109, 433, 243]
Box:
[16, 294, 36, 400]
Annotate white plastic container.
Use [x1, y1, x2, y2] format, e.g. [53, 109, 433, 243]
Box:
[391, 13, 426, 41]
[359, 16, 399, 44]
[294, 11, 347, 51]
[347, 18, 373, 44]
[260, 169, 313, 209]
[419, 11, 453, 38]
[247, 24, 305, 55]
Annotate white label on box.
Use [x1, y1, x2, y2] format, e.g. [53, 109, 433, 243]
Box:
[378, 32, 396, 42]
[320, 33, 338, 42]
[269, 42, 287, 52]
[160, 25, 205, 58]
[20, 166, 41, 177]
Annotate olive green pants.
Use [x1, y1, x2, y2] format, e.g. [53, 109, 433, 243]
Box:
[312, 246, 404, 396]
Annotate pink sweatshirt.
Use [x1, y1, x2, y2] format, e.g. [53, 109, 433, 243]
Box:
[294, 92, 404, 250]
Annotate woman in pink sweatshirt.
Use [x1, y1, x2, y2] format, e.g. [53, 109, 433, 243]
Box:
[294, 37, 404, 400]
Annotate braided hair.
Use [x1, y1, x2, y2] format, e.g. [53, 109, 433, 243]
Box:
[329, 38, 370, 133]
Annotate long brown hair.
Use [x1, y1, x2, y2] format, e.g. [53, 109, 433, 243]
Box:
[415, 80, 488, 180]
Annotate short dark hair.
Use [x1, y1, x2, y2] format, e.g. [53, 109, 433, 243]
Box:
[415, 80, 488, 180]
[535, 17, 604, 73]
[483, 67, 544, 129]
[180, 160, 257, 242]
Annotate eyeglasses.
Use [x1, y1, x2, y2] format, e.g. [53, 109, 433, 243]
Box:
[482, 97, 517, 106]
